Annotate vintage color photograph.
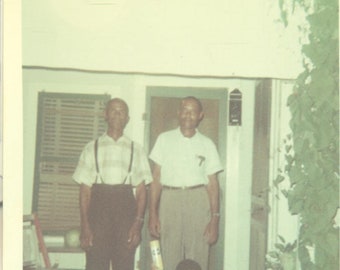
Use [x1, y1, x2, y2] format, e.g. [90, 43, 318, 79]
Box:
[2, 0, 339, 270]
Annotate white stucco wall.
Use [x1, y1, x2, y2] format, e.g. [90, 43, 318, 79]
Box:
[21, 0, 304, 79]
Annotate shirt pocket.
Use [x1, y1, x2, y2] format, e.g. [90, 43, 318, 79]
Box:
[195, 153, 206, 168]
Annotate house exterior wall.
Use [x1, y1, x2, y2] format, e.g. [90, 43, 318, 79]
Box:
[20, 68, 296, 269]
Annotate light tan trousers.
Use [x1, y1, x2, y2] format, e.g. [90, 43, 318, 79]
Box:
[159, 187, 210, 270]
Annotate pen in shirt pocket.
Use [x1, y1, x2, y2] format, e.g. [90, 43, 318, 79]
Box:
[196, 155, 205, 166]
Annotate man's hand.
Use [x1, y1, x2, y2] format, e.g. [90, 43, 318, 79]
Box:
[149, 214, 161, 238]
[127, 219, 143, 250]
[80, 224, 93, 250]
[203, 217, 219, 245]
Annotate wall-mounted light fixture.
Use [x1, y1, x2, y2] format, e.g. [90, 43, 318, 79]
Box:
[229, 89, 242, 126]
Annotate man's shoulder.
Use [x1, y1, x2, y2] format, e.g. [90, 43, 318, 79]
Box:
[120, 136, 148, 153]
[196, 131, 210, 140]
[130, 140, 145, 151]
[84, 133, 108, 149]
[158, 128, 178, 139]
[77, 139, 97, 156]
[196, 131, 216, 145]
[84, 138, 97, 148]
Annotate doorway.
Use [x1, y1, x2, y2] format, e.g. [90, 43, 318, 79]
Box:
[140, 86, 227, 270]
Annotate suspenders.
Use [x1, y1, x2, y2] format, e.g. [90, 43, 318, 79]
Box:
[94, 138, 134, 185]
[94, 139, 100, 176]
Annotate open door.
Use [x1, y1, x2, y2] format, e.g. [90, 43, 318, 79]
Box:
[140, 86, 227, 270]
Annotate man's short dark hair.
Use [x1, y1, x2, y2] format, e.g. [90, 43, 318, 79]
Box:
[180, 96, 203, 112]
[105, 98, 129, 114]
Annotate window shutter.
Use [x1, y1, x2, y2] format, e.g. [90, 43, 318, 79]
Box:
[33, 92, 110, 233]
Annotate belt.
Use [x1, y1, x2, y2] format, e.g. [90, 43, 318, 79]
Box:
[162, 184, 205, 190]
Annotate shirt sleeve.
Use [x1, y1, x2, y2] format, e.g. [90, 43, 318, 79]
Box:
[149, 134, 163, 166]
[131, 144, 153, 186]
[204, 139, 224, 176]
[72, 141, 96, 186]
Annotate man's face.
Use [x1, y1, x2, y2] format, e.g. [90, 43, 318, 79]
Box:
[105, 99, 129, 131]
[178, 98, 203, 130]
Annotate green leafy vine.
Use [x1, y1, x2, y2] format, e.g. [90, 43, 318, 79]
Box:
[278, 0, 339, 269]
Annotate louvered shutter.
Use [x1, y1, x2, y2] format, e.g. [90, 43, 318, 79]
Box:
[32, 92, 110, 234]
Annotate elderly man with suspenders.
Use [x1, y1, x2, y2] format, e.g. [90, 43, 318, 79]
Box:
[73, 98, 152, 270]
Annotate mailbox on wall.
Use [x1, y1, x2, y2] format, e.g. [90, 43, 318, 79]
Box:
[229, 89, 242, 126]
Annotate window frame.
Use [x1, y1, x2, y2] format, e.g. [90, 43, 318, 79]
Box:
[32, 92, 110, 236]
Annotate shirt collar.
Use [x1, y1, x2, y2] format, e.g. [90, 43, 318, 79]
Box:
[102, 132, 130, 144]
[176, 127, 200, 140]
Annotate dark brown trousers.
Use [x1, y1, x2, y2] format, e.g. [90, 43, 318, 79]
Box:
[86, 184, 137, 270]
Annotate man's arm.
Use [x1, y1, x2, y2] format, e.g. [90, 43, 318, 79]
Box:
[79, 183, 93, 249]
[204, 173, 220, 245]
[135, 181, 147, 221]
[148, 163, 162, 238]
[127, 181, 147, 249]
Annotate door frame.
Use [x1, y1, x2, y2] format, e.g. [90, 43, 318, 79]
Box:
[141, 86, 228, 270]
[249, 79, 272, 269]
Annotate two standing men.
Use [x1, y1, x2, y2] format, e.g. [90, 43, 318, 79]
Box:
[73, 96, 223, 270]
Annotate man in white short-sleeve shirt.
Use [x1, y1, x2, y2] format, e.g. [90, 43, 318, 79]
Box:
[148, 96, 223, 270]
[73, 98, 152, 270]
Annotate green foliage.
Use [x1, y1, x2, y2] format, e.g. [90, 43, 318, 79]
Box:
[266, 236, 298, 270]
[278, 0, 339, 269]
